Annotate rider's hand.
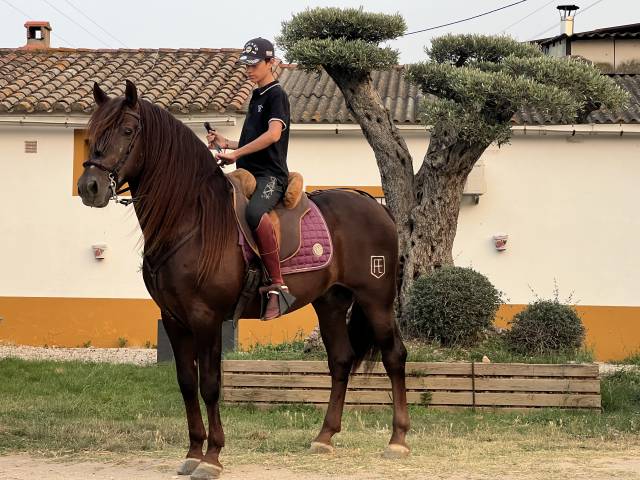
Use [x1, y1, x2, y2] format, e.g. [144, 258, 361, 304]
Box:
[215, 151, 238, 166]
[206, 131, 227, 150]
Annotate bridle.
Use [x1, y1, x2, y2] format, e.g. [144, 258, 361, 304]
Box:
[82, 110, 142, 206]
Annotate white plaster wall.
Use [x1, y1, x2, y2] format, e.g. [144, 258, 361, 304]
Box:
[286, 129, 428, 185]
[2, 122, 639, 308]
[0, 126, 148, 298]
[455, 134, 640, 306]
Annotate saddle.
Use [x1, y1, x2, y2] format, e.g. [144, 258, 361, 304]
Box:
[225, 168, 333, 323]
[228, 168, 309, 262]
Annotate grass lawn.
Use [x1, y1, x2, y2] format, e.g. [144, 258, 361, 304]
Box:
[0, 357, 639, 478]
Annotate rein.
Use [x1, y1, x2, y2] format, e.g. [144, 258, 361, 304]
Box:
[82, 110, 141, 206]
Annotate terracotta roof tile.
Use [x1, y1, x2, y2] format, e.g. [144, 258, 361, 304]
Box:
[1, 48, 638, 124]
[275, 66, 425, 124]
[0, 48, 253, 114]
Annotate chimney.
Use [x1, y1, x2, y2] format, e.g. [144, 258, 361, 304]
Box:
[23, 21, 52, 49]
[557, 5, 579, 36]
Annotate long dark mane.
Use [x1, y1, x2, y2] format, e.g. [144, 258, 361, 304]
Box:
[88, 98, 235, 284]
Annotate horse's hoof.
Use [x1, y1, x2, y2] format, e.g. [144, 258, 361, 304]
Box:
[382, 444, 410, 459]
[177, 458, 201, 475]
[190, 461, 223, 480]
[309, 441, 335, 455]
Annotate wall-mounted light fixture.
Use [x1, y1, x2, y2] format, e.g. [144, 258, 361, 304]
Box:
[92, 243, 108, 260]
[493, 233, 508, 252]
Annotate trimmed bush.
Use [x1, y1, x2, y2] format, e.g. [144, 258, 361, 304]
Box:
[406, 267, 503, 346]
[506, 300, 585, 355]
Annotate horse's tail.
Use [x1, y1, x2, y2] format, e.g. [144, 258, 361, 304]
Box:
[347, 301, 380, 374]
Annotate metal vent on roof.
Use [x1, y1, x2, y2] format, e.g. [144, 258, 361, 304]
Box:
[24, 140, 37, 153]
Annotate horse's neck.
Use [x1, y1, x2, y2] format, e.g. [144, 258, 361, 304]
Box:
[128, 170, 233, 249]
[128, 181, 200, 247]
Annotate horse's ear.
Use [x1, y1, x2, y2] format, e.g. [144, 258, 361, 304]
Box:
[124, 80, 138, 108]
[93, 82, 109, 106]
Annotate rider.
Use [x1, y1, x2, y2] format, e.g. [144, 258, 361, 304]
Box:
[207, 37, 291, 320]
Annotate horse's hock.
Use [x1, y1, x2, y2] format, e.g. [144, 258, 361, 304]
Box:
[221, 360, 601, 411]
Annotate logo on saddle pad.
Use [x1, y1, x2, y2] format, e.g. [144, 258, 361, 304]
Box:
[312, 243, 324, 257]
[370, 256, 385, 279]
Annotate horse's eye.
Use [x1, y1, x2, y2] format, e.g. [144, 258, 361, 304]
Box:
[124, 127, 133, 136]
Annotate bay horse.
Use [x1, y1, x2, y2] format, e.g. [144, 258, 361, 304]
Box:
[77, 80, 409, 479]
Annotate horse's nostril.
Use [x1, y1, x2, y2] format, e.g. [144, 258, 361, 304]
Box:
[88, 179, 99, 195]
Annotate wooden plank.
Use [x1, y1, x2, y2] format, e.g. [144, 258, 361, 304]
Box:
[223, 374, 600, 393]
[223, 374, 472, 391]
[223, 361, 598, 378]
[473, 363, 599, 378]
[223, 360, 474, 376]
[224, 388, 448, 405]
[474, 378, 600, 393]
[473, 393, 601, 408]
[224, 389, 600, 407]
[223, 389, 600, 408]
[223, 360, 330, 374]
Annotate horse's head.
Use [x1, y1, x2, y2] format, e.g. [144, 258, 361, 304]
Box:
[77, 80, 143, 207]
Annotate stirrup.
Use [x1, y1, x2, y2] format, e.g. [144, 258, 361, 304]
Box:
[259, 284, 296, 319]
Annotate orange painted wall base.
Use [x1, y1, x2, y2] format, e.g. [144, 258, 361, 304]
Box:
[1, 297, 638, 361]
[0, 296, 318, 350]
[496, 304, 640, 362]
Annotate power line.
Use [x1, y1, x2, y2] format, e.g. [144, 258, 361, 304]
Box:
[575, 0, 607, 16]
[40, 0, 114, 48]
[1, 0, 75, 47]
[530, 0, 607, 40]
[63, 0, 129, 48]
[402, 0, 529, 36]
[501, 0, 556, 34]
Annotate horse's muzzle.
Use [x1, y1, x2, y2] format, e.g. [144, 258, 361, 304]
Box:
[77, 170, 111, 207]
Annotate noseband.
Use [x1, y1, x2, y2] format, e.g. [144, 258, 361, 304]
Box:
[82, 110, 141, 205]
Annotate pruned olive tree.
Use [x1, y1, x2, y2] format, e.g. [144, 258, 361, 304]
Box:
[278, 7, 628, 324]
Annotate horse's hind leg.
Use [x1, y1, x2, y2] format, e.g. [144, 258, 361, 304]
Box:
[162, 312, 207, 475]
[354, 295, 410, 458]
[310, 285, 355, 453]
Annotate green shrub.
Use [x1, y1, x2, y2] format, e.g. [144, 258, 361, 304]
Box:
[506, 300, 585, 355]
[601, 369, 640, 412]
[405, 267, 503, 346]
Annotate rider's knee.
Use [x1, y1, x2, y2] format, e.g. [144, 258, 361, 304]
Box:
[246, 206, 265, 231]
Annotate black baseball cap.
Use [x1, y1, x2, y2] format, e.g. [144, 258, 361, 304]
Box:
[238, 37, 274, 65]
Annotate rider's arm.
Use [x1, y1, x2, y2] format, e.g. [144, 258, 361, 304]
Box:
[233, 121, 282, 158]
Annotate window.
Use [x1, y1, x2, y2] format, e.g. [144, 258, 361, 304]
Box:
[72, 129, 89, 195]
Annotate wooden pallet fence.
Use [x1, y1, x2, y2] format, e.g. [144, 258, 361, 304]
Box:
[221, 360, 601, 410]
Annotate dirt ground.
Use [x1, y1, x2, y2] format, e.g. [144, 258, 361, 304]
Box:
[2, 450, 640, 480]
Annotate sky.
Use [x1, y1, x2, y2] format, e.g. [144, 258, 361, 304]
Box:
[1, 0, 639, 64]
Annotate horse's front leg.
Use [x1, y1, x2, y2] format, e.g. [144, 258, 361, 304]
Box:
[163, 312, 207, 476]
[190, 315, 225, 480]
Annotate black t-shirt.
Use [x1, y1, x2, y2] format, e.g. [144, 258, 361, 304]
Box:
[237, 80, 290, 184]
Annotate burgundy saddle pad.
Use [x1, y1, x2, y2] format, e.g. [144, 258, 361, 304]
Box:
[238, 199, 333, 275]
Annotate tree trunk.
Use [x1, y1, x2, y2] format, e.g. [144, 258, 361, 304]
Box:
[322, 67, 490, 327]
[324, 67, 416, 299]
[397, 134, 488, 326]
